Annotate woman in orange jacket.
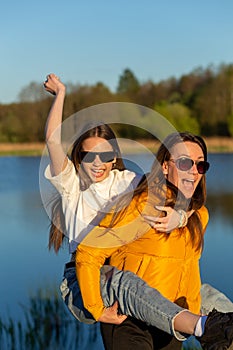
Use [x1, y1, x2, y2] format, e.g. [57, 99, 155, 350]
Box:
[43, 75, 231, 348]
[76, 132, 233, 350]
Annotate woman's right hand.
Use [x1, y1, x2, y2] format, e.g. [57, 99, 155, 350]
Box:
[44, 73, 66, 96]
[143, 206, 189, 233]
[98, 301, 127, 325]
[44, 72, 67, 176]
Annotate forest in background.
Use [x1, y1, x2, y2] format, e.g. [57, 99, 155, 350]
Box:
[1, 63, 233, 143]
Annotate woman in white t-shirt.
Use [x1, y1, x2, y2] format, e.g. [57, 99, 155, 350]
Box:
[43, 74, 233, 344]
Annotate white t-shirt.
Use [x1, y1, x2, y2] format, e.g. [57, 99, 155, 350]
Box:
[45, 159, 140, 253]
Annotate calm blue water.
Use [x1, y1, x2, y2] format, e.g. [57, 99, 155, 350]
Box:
[0, 154, 233, 349]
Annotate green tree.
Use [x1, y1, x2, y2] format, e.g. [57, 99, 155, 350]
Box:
[154, 102, 200, 134]
[178, 66, 214, 106]
[18, 82, 47, 102]
[64, 82, 115, 118]
[227, 113, 233, 137]
[0, 109, 23, 142]
[117, 68, 140, 95]
[194, 65, 231, 136]
[224, 64, 233, 137]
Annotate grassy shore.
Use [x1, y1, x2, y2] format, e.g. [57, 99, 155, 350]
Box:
[0, 137, 233, 156]
[0, 142, 46, 156]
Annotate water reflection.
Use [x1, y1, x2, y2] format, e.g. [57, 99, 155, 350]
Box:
[0, 154, 233, 350]
[207, 153, 233, 194]
[207, 193, 233, 225]
[0, 287, 103, 350]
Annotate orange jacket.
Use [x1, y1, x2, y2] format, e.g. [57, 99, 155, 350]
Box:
[76, 192, 209, 320]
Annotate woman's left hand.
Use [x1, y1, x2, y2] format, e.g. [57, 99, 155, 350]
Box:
[143, 206, 182, 233]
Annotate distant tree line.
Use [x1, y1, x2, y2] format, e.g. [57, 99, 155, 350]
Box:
[1, 63, 233, 142]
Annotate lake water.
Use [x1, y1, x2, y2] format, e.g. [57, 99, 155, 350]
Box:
[0, 154, 233, 349]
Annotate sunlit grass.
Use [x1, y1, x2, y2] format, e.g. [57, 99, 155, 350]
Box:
[0, 150, 42, 156]
[0, 138, 233, 157]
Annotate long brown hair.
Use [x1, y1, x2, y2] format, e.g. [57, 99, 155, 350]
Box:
[110, 132, 209, 250]
[49, 122, 126, 253]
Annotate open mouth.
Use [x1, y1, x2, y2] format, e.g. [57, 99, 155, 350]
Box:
[182, 179, 195, 192]
[91, 168, 105, 178]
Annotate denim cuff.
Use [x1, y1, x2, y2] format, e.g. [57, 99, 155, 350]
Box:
[172, 310, 189, 341]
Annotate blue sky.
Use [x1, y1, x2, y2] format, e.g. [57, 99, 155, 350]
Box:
[1, 0, 233, 104]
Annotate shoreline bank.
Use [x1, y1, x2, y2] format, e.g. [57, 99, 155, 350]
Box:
[0, 137, 233, 156]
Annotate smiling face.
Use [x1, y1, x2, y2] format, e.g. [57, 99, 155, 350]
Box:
[162, 141, 205, 199]
[81, 137, 116, 183]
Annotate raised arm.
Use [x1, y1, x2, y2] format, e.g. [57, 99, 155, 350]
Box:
[44, 73, 68, 176]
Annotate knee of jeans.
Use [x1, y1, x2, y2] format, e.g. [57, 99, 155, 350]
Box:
[60, 278, 69, 297]
[101, 265, 115, 275]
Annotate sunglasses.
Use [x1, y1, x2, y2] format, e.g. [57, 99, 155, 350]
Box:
[79, 151, 116, 163]
[169, 157, 210, 174]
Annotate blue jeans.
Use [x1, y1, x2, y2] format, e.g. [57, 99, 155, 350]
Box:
[61, 263, 186, 340]
[60, 263, 233, 341]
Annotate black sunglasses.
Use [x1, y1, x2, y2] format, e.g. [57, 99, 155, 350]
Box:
[170, 157, 210, 174]
[79, 151, 116, 163]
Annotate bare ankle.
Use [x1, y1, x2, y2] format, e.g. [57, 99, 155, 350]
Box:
[174, 310, 200, 335]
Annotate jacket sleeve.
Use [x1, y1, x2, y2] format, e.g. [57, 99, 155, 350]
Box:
[76, 243, 116, 320]
[75, 193, 153, 320]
